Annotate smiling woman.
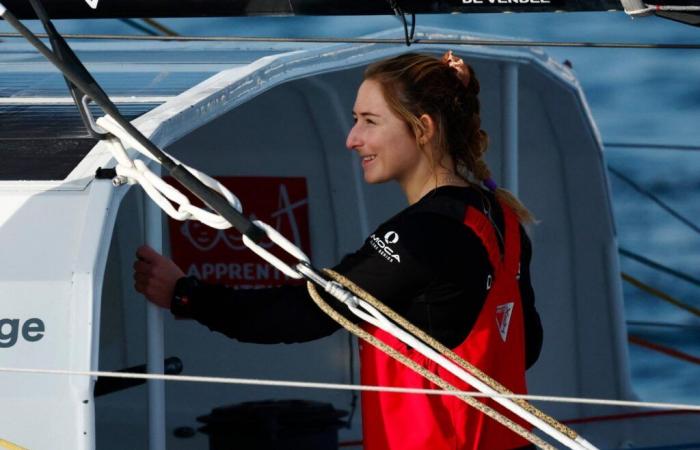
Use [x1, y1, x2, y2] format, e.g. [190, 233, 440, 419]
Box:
[133, 52, 543, 450]
[348, 79, 429, 192]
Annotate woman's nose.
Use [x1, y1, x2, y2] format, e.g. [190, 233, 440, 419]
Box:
[346, 124, 360, 150]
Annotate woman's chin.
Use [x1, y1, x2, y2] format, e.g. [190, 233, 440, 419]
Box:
[363, 171, 387, 184]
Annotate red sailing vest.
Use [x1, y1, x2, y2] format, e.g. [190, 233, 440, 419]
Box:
[360, 200, 530, 450]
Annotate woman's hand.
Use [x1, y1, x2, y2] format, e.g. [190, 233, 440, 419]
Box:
[133, 245, 186, 309]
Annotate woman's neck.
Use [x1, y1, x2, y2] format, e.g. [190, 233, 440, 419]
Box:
[403, 169, 469, 205]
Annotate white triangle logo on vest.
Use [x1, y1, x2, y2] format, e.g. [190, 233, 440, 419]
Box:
[495, 302, 515, 342]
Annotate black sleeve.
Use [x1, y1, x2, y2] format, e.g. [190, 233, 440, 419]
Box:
[520, 228, 543, 369]
[171, 217, 436, 344]
[171, 211, 542, 363]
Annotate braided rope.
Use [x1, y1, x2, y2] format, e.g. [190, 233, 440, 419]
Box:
[622, 272, 700, 318]
[314, 268, 588, 445]
[306, 275, 555, 450]
[0, 439, 28, 450]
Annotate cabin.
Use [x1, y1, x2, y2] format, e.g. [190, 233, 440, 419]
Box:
[1, 25, 698, 449]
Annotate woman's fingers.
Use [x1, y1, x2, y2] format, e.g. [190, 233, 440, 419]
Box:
[133, 259, 151, 275]
[133, 245, 185, 309]
[136, 244, 159, 263]
[134, 272, 149, 284]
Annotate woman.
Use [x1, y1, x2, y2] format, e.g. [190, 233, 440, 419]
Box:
[134, 51, 543, 450]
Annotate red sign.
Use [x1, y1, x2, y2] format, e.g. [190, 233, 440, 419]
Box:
[167, 176, 311, 288]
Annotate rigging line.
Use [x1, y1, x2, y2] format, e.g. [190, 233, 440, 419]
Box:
[1, 365, 700, 412]
[622, 272, 700, 318]
[627, 320, 700, 331]
[562, 409, 700, 426]
[619, 247, 700, 289]
[1, 32, 700, 49]
[0, 4, 266, 242]
[624, 443, 700, 450]
[629, 334, 700, 366]
[387, 0, 414, 47]
[345, 332, 358, 430]
[605, 142, 700, 152]
[141, 18, 179, 37]
[119, 18, 160, 36]
[608, 166, 700, 236]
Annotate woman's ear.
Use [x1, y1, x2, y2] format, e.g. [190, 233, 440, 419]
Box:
[417, 113, 436, 145]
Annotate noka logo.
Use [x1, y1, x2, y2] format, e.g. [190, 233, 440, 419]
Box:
[384, 231, 399, 244]
[369, 231, 401, 263]
[0, 318, 45, 348]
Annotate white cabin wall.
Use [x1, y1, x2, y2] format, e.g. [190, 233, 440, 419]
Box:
[0, 186, 106, 450]
[518, 65, 632, 426]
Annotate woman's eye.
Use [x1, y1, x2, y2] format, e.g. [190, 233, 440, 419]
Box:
[366, 119, 376, 125]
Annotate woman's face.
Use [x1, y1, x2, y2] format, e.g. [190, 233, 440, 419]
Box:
[346, 80, 425, 185]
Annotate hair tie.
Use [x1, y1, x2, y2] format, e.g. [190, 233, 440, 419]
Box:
[483, 177, 498, 191]
[441, 50, 470, 88]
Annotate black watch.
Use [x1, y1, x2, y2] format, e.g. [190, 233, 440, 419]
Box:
[171, 276, 200, 317]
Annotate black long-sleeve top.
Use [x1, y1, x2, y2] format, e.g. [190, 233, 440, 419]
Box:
[171, 186, 543, 369]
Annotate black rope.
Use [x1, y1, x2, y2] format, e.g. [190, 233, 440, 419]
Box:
[608, 166, 700, 236]
[142, 18, 180, 37]
[619, 247, 700, 289]
[27, 0, 108, 140]
[2, 32, 700, 49]
[627, 321, 700, 331]
[388, 0, 415, 46]
[606, 142, 700, 152]
[344, 333, 358, 429]
[0, 3, 266, 242]
[119, 19, 161, 36]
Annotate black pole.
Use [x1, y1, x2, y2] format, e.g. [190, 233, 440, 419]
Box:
[0, 3, 265, 242]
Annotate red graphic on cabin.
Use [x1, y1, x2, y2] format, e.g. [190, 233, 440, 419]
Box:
[167, 176, 311, 288]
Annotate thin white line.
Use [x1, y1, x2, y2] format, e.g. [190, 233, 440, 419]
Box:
[0, 96, 173, 105]
[1, 366, 699, 412]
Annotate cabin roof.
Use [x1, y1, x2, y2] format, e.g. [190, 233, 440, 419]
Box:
[0, 39, 305, 181]
[0, 27, 584, 185]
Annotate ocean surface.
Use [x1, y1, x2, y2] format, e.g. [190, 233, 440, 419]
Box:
[3, 10, 699, 405]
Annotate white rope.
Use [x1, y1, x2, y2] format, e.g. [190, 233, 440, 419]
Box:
[243, 220, 310, 279]
[97, 115, 310, 277]
[1, 366, 699, 413]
